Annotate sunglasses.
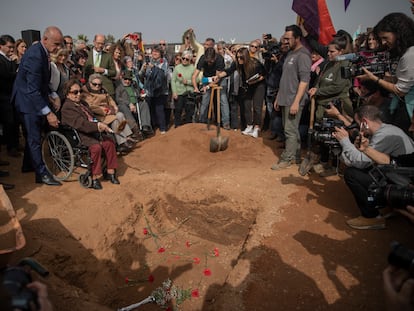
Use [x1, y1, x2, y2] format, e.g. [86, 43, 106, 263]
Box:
[160, 43, 166, 46]
[182, 57, 191, 61]
[69, 89, 82, 95]
[123, 78, 132, 81]
[91, 82, 102, 87]
[250, 45, 259, 48]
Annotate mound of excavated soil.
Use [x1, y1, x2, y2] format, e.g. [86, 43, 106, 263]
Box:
[3, 123, 414, 310]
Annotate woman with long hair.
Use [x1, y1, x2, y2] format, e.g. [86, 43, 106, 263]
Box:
[235, 47, 266, 138]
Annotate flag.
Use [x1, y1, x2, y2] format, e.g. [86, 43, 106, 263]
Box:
[344, 0, 351, 11]
[292, 0, 336, 45]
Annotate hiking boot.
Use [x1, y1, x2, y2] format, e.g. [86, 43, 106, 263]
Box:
[271, 161, 291, 170]
[242, 125, 253, 135]
[346, 216, 386, 230]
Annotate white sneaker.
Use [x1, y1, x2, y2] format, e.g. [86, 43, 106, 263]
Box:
[249, 128, 259, 138]
[242, 125, 253, 135]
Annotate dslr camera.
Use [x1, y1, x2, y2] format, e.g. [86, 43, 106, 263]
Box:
[312, 117, 344, 150]
[1, 258, 49, 311]
[340, 51, 398, 79]
[367, 164, 414, 209]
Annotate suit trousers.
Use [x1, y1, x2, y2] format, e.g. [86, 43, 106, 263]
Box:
[21, 113, 48, 177]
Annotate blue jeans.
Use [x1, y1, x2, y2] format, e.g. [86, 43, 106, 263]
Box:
[199, 84, 230, 125]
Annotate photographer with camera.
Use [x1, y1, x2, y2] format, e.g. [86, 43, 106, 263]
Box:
[357, 13, 414, 135]
[306, 36, 353, 177]
[358, 135, 414, 224]
[332, 104, 414, 229]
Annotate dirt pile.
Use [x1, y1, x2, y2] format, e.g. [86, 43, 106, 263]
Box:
[3, 123, 414, 310]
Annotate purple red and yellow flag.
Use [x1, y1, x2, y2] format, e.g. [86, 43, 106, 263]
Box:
[292, 0, 336, 45]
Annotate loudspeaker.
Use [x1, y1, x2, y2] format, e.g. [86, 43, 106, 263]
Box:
[21, 29, 41, 47]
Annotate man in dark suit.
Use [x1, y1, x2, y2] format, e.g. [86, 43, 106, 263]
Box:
[0, 35, 18, 190]
[84, 34, 116, 98]
[11, 26, 63, 186]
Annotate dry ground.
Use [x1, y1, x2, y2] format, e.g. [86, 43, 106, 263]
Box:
[2, 123, 413, 310]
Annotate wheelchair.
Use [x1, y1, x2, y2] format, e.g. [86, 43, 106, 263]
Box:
[41, 126, 95, 188]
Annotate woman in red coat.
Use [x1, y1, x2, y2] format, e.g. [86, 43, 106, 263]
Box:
[61, 79, 120, 190]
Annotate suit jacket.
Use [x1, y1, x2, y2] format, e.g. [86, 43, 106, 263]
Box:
[0, 54, 18, 101]
[84, 50, 116, 96]
[61, 99, 107, 147]
[11, 42, 51, 115]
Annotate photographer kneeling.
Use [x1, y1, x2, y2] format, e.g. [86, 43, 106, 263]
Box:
[332, 104, 414, 229]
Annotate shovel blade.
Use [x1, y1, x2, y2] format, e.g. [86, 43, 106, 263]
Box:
[210, 136, 229, 152]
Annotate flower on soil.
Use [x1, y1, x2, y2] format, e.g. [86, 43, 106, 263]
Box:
[203, 268, 212, 276]
[213, 247, 219, 257]
[193, 257, 201, 264]
[125, 277, 130, 284]
[143, 228, 149, 235]
[148, 274, 155, 283]
[158, 247, 166, 253]
[185, 241, 191, 248]
[191, 289, 200, 298]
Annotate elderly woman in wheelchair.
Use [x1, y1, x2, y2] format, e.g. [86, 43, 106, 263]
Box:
[81, 73, 137, 153]
[61, 79, 120, 190]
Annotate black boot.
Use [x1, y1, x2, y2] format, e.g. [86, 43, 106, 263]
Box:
[105, 173, 120, 184]
[91, 179, 103, 190]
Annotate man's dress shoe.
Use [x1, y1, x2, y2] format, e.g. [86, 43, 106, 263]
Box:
[1, 182, 15, 190]
[105, 174, 120, 184]
[36, 174, 62, 186]
[91, 179, 103, 190]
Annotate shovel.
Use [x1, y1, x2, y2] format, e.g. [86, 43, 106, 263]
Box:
[210, 86, 229, 152]
[299, 97, 318, 175]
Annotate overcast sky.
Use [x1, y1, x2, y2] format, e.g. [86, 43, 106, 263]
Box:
[1, 0, 412, 44]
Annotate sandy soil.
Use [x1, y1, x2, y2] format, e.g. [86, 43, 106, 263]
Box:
[2, 123, 414, 311]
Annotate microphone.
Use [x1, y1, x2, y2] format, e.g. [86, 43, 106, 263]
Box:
[335, 53, 358, 61]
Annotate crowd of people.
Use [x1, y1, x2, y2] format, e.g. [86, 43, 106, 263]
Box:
[1, 4, 414, 309]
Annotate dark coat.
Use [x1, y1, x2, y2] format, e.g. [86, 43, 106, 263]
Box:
[61, 98, 111, 147]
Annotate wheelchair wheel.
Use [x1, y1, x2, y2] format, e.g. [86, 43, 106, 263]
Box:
[78, 173, 92, 188]
[42, 131, 75, 181]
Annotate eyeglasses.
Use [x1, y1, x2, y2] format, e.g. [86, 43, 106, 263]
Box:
[91, 82, 102, 87]
[69, 89, 82, 95]
[250, 45, 259, 48]
[182, 57, 190, 61]
[65, 42, 73, 45]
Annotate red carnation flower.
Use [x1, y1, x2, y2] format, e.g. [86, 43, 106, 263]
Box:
[80, 78, 86, 84]
[125, 277, 129, 284]
[185, 241, 191, 248]
[191, 289, 200, 298]
[158, 247, 166, 253]
[178, 73, 182, 78]
[213, 247, 219, 257]
[143, 228, 149, 235]
[160, 59, 164, 64]
[203, 268, 212, 276]
[193, 257, 201, 264]
[148, 274, 155, 283]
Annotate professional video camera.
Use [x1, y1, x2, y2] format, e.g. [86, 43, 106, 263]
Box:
[367, 164, 414, 209]
[261, 42, 282, 60]
[388, 241, 414, 276]
[1, 258, 49, 311]
[338, 51, 398, 79]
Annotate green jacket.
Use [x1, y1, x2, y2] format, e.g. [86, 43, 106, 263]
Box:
[314, 60, 352, 120]
[85, 50, 116, 97]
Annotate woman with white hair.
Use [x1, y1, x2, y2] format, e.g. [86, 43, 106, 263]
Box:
[171, 50, 197, 126]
